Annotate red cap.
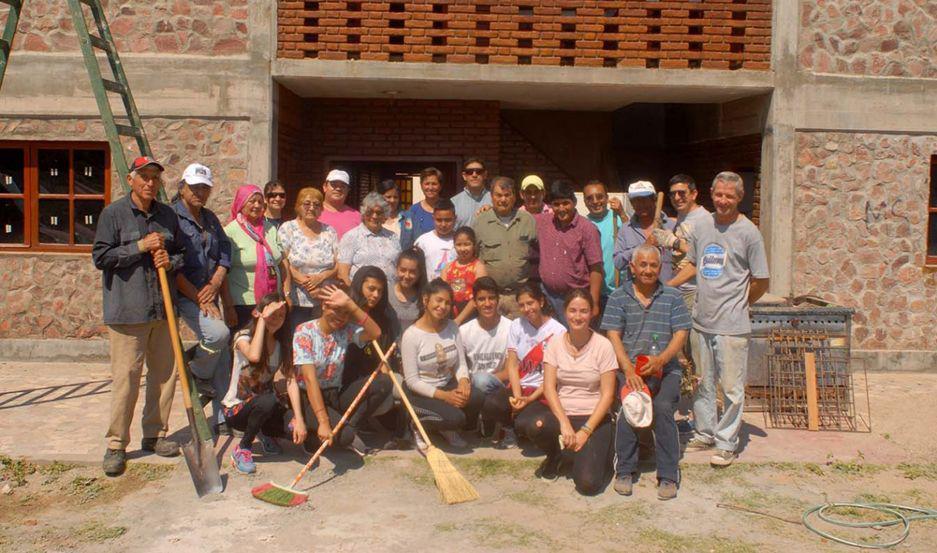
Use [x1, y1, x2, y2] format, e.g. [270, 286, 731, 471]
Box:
[129, 156, 164, 172]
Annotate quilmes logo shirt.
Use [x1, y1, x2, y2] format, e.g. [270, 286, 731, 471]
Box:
[700, 243, 727, 279]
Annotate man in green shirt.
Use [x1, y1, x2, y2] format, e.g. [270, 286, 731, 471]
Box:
[473, 176, 537, 318]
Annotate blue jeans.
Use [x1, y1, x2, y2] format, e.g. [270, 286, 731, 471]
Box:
[471, 371, 503, 395]
[177, 297, 231, 425]
[540, 284, 568, 326]
[692, 331, 750, 452]
[615, 370, 682, 483]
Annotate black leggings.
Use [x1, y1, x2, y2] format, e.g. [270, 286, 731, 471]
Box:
[517, 402, 613, 495]
[405, 380, 484, 433]
[299, 373, 393, 449]
[224, 392, 290, 450]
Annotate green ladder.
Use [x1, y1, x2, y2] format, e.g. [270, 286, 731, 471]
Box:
[0, 0, 154, 196]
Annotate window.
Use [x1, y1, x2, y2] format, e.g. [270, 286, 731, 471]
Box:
[928, 154, 937, 264]
[0, 141, 110, 252]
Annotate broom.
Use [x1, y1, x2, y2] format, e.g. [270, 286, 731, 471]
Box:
[372, 341, 479, 505]
[251, 342, 397, 507]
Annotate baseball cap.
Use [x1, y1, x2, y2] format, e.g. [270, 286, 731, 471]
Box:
[325, 169, 350, 185]
[180, 163, 213, 187]
[622, 390, 653, 428]
[520, 175, 544, 191]
[129, 156, 164, 173]
[627, 180, 656, 198]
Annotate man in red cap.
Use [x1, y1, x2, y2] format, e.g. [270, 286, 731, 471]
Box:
[92, 156, 184, 477]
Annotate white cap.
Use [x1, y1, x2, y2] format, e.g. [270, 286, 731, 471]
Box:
[520, 174, 544, 190]
[627, 180, 656, 198]
[181, 163, 213, 187]
[622, 390, 653, 428]
[325, 169, 350, 185]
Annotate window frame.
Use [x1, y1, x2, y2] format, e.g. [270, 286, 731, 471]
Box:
[0, 140, 111, 253]
[928, 154, 937, 266]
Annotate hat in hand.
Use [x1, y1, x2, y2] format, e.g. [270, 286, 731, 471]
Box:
[622, 389, 653, 428]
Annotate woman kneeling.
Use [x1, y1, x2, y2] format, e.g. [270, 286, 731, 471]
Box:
[535, 290, 617, 495]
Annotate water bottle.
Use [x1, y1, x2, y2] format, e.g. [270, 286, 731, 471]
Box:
[649, 334, 661, 357]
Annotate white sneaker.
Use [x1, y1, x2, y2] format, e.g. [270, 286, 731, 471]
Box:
[411, 422, 429, 456]
[440, 430, 468, 449]
[495, 428, 518, 450]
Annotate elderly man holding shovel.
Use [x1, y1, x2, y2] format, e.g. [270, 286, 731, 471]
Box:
[92, 156, 184, 477]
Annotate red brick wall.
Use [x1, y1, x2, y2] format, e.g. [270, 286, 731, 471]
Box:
[278, 1, 772, 70]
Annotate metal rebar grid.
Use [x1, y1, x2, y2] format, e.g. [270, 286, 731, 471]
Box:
[765, 330, 857, 431]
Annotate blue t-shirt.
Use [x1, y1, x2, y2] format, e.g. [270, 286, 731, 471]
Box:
[400, 202, 435, 250]
[292, 319, 366, 389]
[586, 209, 622, 296]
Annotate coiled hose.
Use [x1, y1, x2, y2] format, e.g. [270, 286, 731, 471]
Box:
[802, 503, 937, 549]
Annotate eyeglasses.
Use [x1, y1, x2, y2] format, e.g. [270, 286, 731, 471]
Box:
[267, 192, 286, 199]
[300, 202, 322, 210]
[462, 168, 485, 175]
[669, 190, 689, 198]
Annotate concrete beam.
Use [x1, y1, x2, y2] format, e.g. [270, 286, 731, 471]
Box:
[273, 59, 774, 111]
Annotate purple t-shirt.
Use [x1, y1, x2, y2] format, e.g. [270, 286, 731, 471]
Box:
[319, 206, 361, 240]
[536, 213, 603, 293]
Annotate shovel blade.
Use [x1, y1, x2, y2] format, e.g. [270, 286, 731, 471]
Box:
[181, 438, 224, 497]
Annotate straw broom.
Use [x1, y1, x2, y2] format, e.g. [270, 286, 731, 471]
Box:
[373, 341, 479, 505]
[252, 342, 397, 507]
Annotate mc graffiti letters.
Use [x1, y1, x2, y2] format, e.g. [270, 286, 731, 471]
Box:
[864, 197, 908, 231]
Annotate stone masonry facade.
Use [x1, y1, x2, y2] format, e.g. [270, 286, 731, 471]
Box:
[1, 0, 250, 55]
[0, 117, 251, 340]
[799, 0, 937, 78]
[793, 132, 937, 350]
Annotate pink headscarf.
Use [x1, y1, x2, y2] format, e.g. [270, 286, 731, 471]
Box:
[229, 184, 277, 305]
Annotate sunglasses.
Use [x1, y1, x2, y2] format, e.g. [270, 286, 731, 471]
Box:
[669, 190, 689, 198]
[266, 192, 286, 199]
[462, 168, 485, 175]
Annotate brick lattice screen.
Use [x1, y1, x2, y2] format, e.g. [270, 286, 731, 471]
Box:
[278, 1, 772, 70]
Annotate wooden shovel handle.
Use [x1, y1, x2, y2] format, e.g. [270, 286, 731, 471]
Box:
[288, 341, 397, 489]
[372, 341, 434, 447]
[653, 191, 665, 230]
[157, 266, 194, 410]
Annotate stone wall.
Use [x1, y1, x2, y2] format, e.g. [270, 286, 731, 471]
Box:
[793, 132, 937, 351]
[1, 0, 249, 55]
[0, 116, 252, 339]
[799, 0, 937, 78]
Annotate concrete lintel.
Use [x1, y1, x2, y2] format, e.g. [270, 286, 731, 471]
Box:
[793, 75, 937, 134]
[273, 59, 774, 110]
[0, 53, 270, 120]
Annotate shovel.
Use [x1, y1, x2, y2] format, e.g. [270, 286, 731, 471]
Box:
[157, 266, 224, 497]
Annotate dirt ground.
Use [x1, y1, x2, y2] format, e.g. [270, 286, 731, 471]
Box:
[2, 365, 937, 552]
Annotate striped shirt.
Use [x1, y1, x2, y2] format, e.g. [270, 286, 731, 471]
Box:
[599, 282, 691, 373]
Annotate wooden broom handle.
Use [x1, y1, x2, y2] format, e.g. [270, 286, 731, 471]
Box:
[157, 266, 194, 411]
[653, 191, 665, 230]
[288, 342, 397, 489]
[373, 341, 434, 446]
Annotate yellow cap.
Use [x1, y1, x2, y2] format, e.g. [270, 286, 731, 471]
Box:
[521, 174, 544, 190]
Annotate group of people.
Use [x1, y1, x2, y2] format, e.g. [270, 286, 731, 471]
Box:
[92, 154, 769, 501]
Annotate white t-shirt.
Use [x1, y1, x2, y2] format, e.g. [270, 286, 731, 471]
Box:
[460, 316, 511, 376]
[414, 231, 455, 281]
[507, 316, 566, 391]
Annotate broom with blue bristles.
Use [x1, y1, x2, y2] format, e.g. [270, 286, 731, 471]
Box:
[251, 342, 397, 507]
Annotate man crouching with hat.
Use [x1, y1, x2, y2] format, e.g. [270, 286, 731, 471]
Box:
[600, 244, 690, 500]
[93, 156, 184, 477]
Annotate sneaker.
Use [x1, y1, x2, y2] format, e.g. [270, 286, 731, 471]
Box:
[658, 479, 678, 500]
[102, 449, 126, 477]
[411, 423, 428, 456]
[684, 437, 714, 452]
[230, 445, 256, 474]
[710, 449, 737, 467]
[258, 432, 282, 456]
[347, 435, 373, 457]
[494, 427, 518, 450]
[614, 474, 634, 496]
[535, 454, 562, 481]
[140, 437, 180, 457]
[440, 430, 468, 449]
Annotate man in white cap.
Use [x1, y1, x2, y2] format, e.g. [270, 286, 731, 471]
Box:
[171, 163, 236, 437]
[319, 168, 359, 239]
[613, 180, 675, 283]
[518, 174, 551, 215]
[601, 244, 689, 500]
